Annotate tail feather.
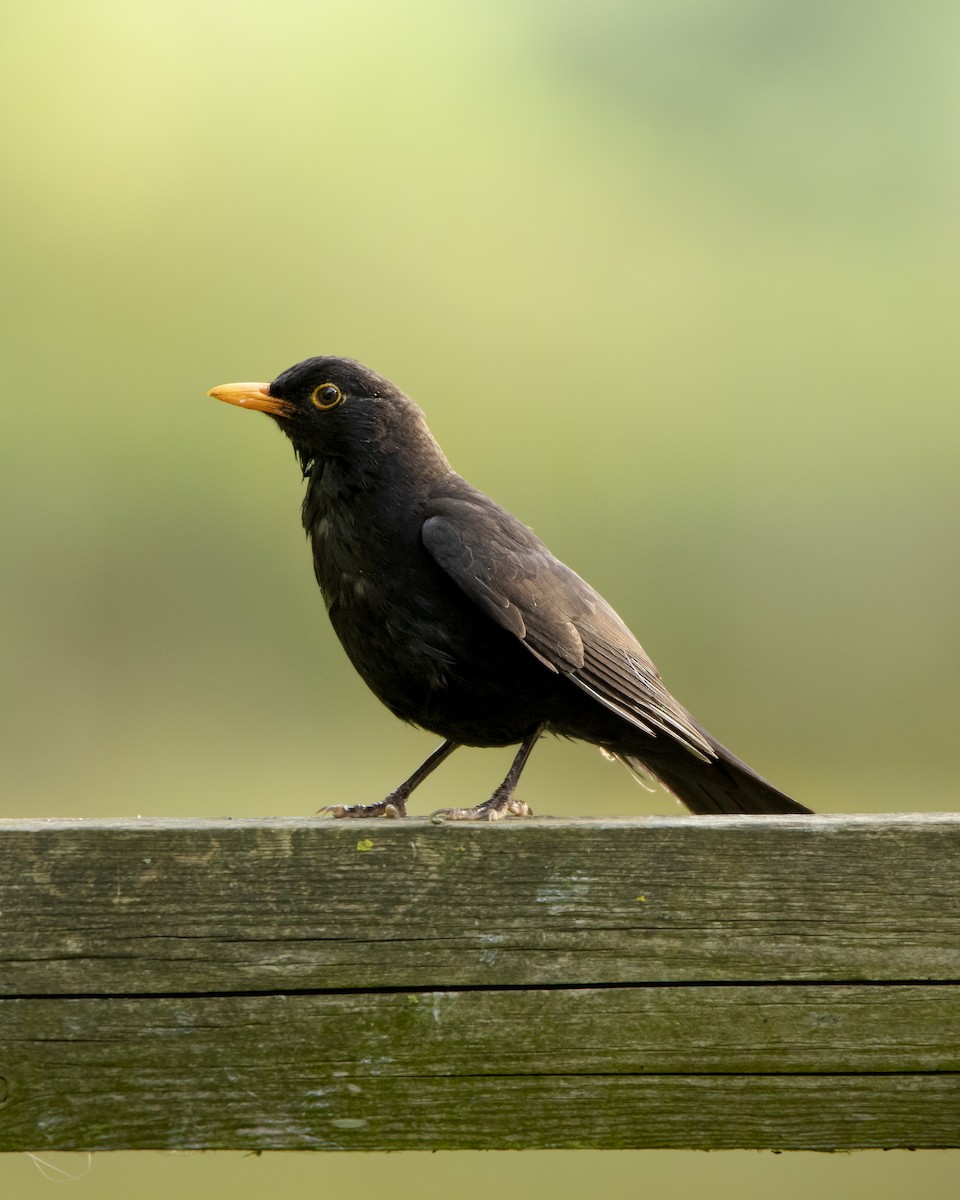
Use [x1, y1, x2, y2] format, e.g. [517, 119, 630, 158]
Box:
[618, 733, 811, 815]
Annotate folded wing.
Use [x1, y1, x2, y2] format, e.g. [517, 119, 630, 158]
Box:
[421, 494, 715, 761]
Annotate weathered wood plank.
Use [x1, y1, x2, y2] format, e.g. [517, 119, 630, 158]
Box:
[4, 984, 960, 1080]
[2, 816, 958, 994]
[1, 988, 959, 1151]
[2, 816, 958, 1151]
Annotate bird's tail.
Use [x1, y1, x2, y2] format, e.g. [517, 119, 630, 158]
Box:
[618, 732, 812, 815]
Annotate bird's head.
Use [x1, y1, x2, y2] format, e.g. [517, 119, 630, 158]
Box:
[208, 356, 437, 479]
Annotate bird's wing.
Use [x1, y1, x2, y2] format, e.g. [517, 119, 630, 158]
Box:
[421, 497, 714, 759]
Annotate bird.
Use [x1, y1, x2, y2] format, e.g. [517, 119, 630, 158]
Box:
[208, 356, 811, 820]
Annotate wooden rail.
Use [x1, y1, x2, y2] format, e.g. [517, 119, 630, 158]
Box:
[1, 814, 958, 1151]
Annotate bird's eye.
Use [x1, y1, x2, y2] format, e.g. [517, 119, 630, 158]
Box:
[310, 383, 343, 411]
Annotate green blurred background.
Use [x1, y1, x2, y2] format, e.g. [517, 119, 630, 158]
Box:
[1, 0, 957, 1193]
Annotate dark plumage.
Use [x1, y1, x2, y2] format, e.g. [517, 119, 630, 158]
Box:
[208, 356, 811, 819]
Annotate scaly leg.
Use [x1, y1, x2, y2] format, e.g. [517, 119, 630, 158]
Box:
[432, 726, 543, 822]
[320, 739, 461, 818]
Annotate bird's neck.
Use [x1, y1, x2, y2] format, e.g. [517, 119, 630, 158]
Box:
[299, 419, 452, 545]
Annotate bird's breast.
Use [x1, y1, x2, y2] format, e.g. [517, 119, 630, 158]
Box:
[308, 508, 370, 609]
[305, 487, 458, 699]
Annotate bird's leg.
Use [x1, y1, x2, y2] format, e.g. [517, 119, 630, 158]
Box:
[319, 739, 461, 819]
[432, 726, 543, 822]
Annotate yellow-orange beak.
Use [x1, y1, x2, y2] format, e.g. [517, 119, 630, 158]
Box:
[207, 381, 294, 417]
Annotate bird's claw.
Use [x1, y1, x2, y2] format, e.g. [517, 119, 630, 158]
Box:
[318, 798, 407, 819]
[430, 796, 533, 823]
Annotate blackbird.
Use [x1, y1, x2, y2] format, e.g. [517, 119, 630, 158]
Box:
[208, 356, 811, 819]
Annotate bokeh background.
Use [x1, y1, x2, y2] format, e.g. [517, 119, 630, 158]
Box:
[1, 0, 957, 1194]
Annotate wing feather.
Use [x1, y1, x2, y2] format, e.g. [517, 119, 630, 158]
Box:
[421, 497, 714, 760]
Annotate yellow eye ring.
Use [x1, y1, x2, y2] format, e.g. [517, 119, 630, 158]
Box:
[310, 382, 344, 410]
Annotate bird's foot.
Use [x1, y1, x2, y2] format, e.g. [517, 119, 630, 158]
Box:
[319, 795, 407, 819]
[430, 793, 533, 823]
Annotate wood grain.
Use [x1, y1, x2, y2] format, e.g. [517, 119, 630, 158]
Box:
[1, 815, 958, 1150]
